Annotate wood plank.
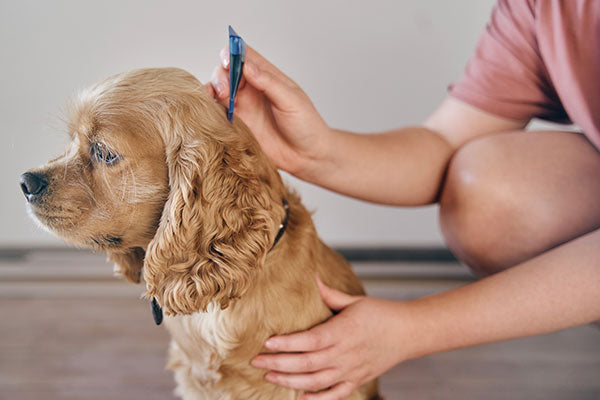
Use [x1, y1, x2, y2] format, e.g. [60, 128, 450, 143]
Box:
[1, 251, 598, 399]
[1, 298, 175, 400]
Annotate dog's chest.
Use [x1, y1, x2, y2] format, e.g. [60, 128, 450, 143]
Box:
[164, 305, 238, 387]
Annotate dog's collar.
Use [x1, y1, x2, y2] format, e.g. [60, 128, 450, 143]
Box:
[270, 198, 289, 251]
[151, 298, 163, 325]
[150, 198, 290, 326]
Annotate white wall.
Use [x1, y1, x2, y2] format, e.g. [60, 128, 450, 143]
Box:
[1, 0, 496, 247]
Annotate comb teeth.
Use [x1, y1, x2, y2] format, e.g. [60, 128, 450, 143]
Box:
[228, 97, 235, 122]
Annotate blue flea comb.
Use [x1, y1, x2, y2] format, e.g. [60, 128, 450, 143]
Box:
[228, 25, 246, 123]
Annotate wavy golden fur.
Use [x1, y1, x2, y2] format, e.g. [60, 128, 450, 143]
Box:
[23, 68, 380, 399]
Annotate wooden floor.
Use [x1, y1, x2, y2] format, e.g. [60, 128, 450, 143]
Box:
[1, 249, 599, 399]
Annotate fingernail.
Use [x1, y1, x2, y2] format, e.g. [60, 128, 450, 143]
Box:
[265, 372, 278, 383]
[265, 338, 278, 349]
[220, 48, 229, 68]
[214, 82, 224, 97]
[211, 77, 224, 97]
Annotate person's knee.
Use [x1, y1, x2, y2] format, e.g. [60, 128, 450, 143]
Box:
[439, 136, 525, 276]
[440, 130, 600, 277]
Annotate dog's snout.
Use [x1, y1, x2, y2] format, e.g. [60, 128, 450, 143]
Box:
[20, 172, 49, 201]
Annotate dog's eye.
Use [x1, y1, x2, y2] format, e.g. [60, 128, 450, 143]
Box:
[90, 142, 119, 165]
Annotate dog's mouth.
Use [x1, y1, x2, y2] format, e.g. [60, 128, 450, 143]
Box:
[26, 203, 84, 231]
[28, 204, 125, 249]
[90, 234, 123, 249]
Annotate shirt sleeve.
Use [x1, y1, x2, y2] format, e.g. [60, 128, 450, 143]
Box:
[449, 0, 566, 122]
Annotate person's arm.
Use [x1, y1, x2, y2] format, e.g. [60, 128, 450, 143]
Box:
[251, 228, 600, 399]
[209, 47, 526, 206]
[302, 97, 527, 205]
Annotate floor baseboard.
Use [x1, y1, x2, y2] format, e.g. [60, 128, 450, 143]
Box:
[0, 246, 456, 263]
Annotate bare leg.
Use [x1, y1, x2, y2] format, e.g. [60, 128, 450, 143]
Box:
[439, 131, 600, 277]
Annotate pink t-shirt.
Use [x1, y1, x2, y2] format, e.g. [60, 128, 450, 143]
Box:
[449, 0, 600, 149]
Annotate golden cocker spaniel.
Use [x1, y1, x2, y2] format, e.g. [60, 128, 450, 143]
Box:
[20, 68, 380, 400]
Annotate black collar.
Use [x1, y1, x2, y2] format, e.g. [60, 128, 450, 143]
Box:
[151, 298, 163, 325]
[270, 198, 289, 251]
[151, 198, 289, 325]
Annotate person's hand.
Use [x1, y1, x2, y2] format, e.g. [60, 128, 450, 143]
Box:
[208, 45, 331, 177]
[251, 276, 410, 400]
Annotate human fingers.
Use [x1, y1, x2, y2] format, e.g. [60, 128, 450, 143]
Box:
[219, 46, 230, 69]
[218, 47, 248, 91]
[265, 322, 336, 353]
[221, 44, 304, 113]
[252, 347, 334, 373]
[315, 275, 361, 312]
[242, 57, 302, 113]
[210, 65, 230, 104]
[215, 43, 301, 111]
[225, 45, 296, 88]
[204, 82, 216, 98]
[265, 368, 340, 393]
[300, 382, 356, 400]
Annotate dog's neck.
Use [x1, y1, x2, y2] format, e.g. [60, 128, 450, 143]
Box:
[150, 198, 290, 326]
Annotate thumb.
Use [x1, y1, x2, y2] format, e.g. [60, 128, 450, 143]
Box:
[315, 274, 360, 312]
[243, 58, 299, 113]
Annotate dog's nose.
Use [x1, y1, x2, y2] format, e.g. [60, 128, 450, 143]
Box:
[20, 172, 49, 201]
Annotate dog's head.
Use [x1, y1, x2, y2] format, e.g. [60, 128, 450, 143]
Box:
[20, 68, 286, 315]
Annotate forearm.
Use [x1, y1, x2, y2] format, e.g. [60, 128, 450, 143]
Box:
[403, 228, 600, 361]
[249, 231, 600, 395]
[299, 126, 454, 206]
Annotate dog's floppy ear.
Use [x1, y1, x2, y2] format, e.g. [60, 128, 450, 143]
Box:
[108, 247, 145, 283]
[143, 99, 282, 315]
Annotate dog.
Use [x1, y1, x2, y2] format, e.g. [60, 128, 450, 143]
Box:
[19, 68, 380, 399]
